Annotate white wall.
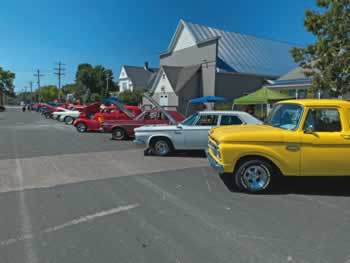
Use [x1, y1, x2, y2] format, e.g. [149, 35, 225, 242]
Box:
[118, 67, 127, 79]
[173, 26, 196, 52]
[154, 71, 174, 93]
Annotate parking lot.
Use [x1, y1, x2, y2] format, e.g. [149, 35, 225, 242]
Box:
[1, 106, 350, 263]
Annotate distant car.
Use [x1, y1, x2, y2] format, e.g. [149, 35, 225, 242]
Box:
[134, 111, 262, 156]
[101, 109, 185, 140]
[73, 105, 142, 133]
[0, 105, 5, 112]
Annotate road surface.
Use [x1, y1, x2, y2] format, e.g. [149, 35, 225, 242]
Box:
[0, 107, 349, 263]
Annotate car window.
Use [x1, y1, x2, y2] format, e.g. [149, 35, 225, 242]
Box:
[196, 115, 218, 126]
[304, 108, 342, 132]
[220, 115, 243, 125]
[158, 112, 168, 120]
[181, 113, 198, 126]
[266, 104, 303, 130]
[144, 112, 158, 120]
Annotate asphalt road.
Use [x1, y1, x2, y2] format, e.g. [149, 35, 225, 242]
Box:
[0, 107, 350, 263]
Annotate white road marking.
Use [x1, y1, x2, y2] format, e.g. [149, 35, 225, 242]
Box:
[0, 204, 139, 248]
[12, 131, 39, 263]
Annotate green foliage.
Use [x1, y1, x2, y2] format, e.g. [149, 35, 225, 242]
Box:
[0, 67, 15, 97]
[117, 90, 143, 106]
[290, 0, 350, 96]
[75, 64, 115, 101]
[39, 85, 59, 101]
[90, 93, 101, 102]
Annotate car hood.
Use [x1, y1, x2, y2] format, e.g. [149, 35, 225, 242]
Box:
[209, 124, 285, 143]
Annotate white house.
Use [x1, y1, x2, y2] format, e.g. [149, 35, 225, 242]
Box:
[118, 63, 158, 92]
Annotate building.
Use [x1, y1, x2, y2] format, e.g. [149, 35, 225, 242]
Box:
[0, 90, 6, 105]
[265, 67, 314, 98]
[147, 19, 298, 114]
[118, 63, 158, 92]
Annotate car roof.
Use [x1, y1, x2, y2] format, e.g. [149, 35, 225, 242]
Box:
[278, 99, 350, 107]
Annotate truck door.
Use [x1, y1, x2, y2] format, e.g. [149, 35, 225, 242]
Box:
[301, 107, 350, 176]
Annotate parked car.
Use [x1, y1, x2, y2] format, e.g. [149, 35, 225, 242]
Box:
[73, 105, 142, 132]
[53, 108, 81, 122]
[134, 111, 262, 156]
[207, 99, 350, 193]
[54, 102, 101, 124]
[101, 109, 185, 140]
[0, 105, 5, 112]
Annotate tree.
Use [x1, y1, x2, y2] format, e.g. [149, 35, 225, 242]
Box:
[75, 64, 116, 102]
[117, 90, 143, 105]
[39, 85, 59, 101]
[290, 0, 350, 96]
[0, 67, 15, 97]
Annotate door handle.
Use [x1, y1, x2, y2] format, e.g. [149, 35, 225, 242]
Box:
[341, 134, 350, 140]
[174, 131, 182, 134]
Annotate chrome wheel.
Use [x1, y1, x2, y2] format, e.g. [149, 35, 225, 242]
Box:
[65, 116, 74, 125]
[76, 123, 87, 133]
[154, 140, 171, 156]
[112, 128, 126, 140]
[241, 164, 271, 192]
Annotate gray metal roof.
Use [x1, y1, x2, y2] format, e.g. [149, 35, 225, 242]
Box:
[278, 67, 311, 81]
[182, 20, 298, 78]
[123, 66, 158, 88]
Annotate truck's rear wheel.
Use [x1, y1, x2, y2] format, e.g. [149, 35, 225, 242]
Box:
[112, 128, 126, 140]
[234, 159, 273, 193]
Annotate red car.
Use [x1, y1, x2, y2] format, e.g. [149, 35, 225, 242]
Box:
[101, 109, 185, 140]
[74, 105, 142, 132]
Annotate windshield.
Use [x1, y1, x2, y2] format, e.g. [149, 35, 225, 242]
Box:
[265, 104, 303, 130]
[181, 113, 198, 126]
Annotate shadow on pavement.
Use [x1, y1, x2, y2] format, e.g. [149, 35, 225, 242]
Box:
[220, 174, 350, 196]
[143, 150, 206, 158]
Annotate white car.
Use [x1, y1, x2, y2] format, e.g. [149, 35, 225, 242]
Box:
[134, 111, 262, 156]
[52, 108, 81, 124]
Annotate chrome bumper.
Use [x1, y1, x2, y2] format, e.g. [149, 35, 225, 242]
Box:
[206, 150, 224, 174]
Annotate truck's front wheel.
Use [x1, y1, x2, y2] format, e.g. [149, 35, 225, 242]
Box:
[234, 159, 273, 193]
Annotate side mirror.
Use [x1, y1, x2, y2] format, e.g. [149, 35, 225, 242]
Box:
[304, 125, 314, 134]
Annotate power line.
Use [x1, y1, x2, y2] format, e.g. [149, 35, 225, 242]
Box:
[54, 62, 65, 100]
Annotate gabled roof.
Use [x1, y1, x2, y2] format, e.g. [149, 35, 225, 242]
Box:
[122, 66, 159, 88]
[150, 64, 201, 94]
[166, 20, 299, 78]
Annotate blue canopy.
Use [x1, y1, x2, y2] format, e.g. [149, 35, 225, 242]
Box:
[102, 97, 122, 104]
[189, 96, 228, 104]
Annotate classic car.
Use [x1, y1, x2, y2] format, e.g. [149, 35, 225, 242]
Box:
[53, 108, 81, 122]
[101, 109, 185, 140]
[134, 111, 262, 156]
[56, 102, 101, 124]
[207, 99, 350, 193]
[74, 105, 142, 132]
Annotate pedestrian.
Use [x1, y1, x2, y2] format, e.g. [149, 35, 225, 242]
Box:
[22, 104, 26, 112]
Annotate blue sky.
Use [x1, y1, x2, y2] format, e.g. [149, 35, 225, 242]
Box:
[0, 0, 317, 92]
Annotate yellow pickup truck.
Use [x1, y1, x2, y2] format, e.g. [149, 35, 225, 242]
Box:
[207, 99, 350, 193]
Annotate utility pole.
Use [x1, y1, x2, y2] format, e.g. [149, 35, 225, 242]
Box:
[54, 62, 65, 101]
[34, 69, 44, 102]
[29, 81, 33, 103]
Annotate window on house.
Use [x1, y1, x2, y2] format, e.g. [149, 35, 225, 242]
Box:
[122, 82, 127, 90]
[162, 73, 166, 79]
[304, 108, 342, 132]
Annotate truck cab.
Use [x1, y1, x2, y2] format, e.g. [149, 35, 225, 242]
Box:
[207, 99, 350, 193]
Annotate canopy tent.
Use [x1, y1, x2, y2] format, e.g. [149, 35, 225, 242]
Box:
[233, 87, 292, 105]
[190, 96, 228, 104]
